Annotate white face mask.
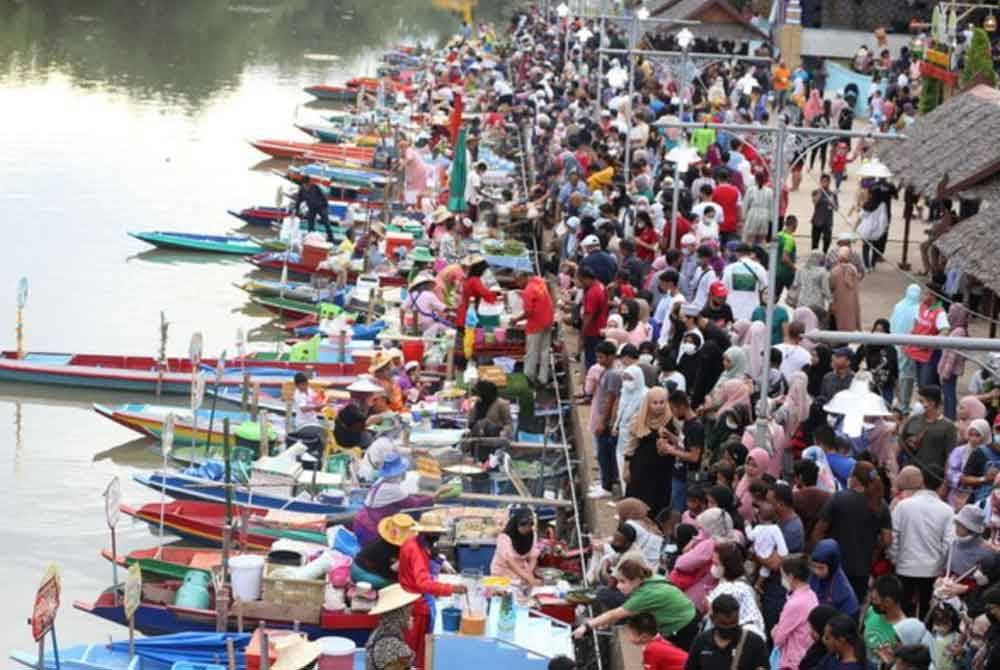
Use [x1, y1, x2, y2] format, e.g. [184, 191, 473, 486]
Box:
[710, 564, 723, 579]
[639, 354, 654, 365]
[680, 342, 696, 356]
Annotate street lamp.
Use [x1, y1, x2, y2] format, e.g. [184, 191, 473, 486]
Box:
[676, 26, 694, 50]
[668, 26, 696, 248]
[636, 6, 650, 21]
[556, 3, 569, 18]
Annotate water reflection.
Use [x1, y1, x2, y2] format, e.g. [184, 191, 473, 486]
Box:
[0, 0, 497, 110]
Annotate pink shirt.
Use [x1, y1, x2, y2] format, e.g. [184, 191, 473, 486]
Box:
[489, 533, 540, 579]
[584, 363, 605, 396]
[404, 147, 429, 193]
[772, 585, 819, 670]
[671, 537, 717, 613]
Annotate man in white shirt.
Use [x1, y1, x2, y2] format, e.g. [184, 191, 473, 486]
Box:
[776, 321, 813, 384]
[721, 242, 768, 321]
[688, 245, 718, 310]
[653, 269, 686, 348]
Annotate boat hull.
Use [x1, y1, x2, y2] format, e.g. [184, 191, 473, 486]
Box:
[129, 232, 265, 255]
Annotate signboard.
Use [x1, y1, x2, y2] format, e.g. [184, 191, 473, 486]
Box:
[920, 61, 959, 86]
[31, 564, 60, 642]
[104, 476, 121, 529]
[124, 563, 142, 621]
[925, 47, 951, 68]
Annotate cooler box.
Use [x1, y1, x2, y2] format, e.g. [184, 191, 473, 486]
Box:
[454, 542, 496, 573]
[385, 232, 414, 258]
[303, 242, 332, 267]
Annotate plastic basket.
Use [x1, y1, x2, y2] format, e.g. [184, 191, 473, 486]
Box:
[262, 563, 326, 608]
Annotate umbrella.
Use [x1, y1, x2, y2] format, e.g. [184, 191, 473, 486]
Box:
[823, 376, 892, 437]
[448, 127, 468, 213]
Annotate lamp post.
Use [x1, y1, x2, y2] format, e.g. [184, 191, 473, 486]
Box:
[557, 3, 570, 66]
[668, 27, 694, 249]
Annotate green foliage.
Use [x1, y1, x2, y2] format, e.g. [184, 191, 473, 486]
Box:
[919, 76, 942, 114]
[961, 27, 998, 87]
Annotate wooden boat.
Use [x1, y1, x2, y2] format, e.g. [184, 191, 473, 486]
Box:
[294, 124, 380, 147]
[100, 545, 229, 581]
[289, 163, 389, 189]
[249, 138, 375, 162]
[251, 296, 326, 320]
[239, 278, 329, 302]
[303, 84, 361, 102]
[11, 632, 254, 670]
[92, 403, 281, 447]
[248, 252, 406, 287]
[0, 351, 353, 394]
[129, 231, 266, 255]
[75, 586, 377, 643]
[227, 203, 355, 228]
[132, 471, 355, 517]
[121, 500, 328, 550]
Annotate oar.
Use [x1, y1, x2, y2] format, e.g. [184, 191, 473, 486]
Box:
[156, 414, 175, 560]
[204, 350, 227, 458]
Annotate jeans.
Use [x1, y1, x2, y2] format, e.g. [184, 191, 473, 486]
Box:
[524, 328, 552, 384]
[862, 241, 877, 271]
[596, 432, 618, 492]
[942, 374, 958, 420]
[670, 477, 687, 515]
[898, 352, 916, 412]
[811, 224, 832, 253]
[879, 383, 894, 409]
[583, 335, 602, 371]
[916, 349, 942, 387]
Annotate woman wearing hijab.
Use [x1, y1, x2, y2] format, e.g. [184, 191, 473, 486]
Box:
[704, 378, 753, 465]
[624, 387, 674, 517]
[808, 539, 859, 617]
[617, 498, 665, 568]
[731, 319, 752, 347]
[956, 396, 988, 443]
[742, 321, 769, 383]
[467, 380, 513, 441]
[615, 364, 648, 488]
[703, 347, 749, 413]
[790, 250, 832, 313]
[669, 508, 736, 613]
[806, 345, 833, 398]
[793, 306, 820, 352]
[802, 446, 839, 493]
[776, 371, 811, 439]
[735, 447, 771, 521]
[798, 604, 840, 670]
[948, 418, 993, 509]
[851, 318, 898, 407]
[490, 507, 541, 584]
[891, 283, 922, 412]
[706, 485, 746, 532]
[743, 172, 774, 246]
[829, 247, 861, 331]
[366, 584, 421, 670]
[676, 329, 705, 396]
[938, 303, 970, 420]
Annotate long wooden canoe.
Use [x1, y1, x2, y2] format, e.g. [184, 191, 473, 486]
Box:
[129, 231, 265, 255]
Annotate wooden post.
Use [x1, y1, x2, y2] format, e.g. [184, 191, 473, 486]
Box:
[900, 186, 915, 270]
[445, 332, 456, 381]
[226, 638, 237, 670]
[242, 367, 252, 413]
[259, 628, 271, 670]
[110, 527, 119, 606]
[219, 419, 232, 633]
[251, 382, 261, 421]
[236, 599, 244, 633]
[991, 291, 999, 340]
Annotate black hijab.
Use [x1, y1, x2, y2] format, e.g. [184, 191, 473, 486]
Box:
[503, 507, 535, 556]
[807, 344, 832, 398]
[473, 380, 499, 422]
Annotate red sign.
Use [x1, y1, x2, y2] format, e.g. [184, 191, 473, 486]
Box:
[920, 61, 959, 85]
[31, 564, 60, 642]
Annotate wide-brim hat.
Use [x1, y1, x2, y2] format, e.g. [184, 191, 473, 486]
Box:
[378, 452, 410, 479]
[409, 271, 436, 291]
[370, 221, 387, 238]
[955, 504, 985, 535]
[413, 510, 448, 534]
[370, 583, 422, 616]
[461, 253, 486, 268]
[409, 246, 435, 264]
[378, 513, 417, 546]
[432, 206, 453, 224]
[270, 634, 322, 670]
[369, 351, 394, 374]
[346, 374, 382, 393]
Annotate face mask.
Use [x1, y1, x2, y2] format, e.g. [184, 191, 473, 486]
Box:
[639, 354, 653, 365]
[710, 565, 723, 579]
[827, 414, 840, 427]
[680, 342, 696, 356]
[715, 625, 741, 642]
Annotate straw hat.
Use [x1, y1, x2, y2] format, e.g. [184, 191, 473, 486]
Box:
[377, 513, 417, 546]
[270, 634, 322, 670]
[409, 246, 435, 264]
[413, 510, 448, 534]
[432, 206, 453, 224]
[370, 583, 422, 616]
[409, 271, 436, 291]
[461, 253, 486, 268]
[369, 350, 394, 373]
[370, 221, 386, 238]
[346, 374, 382, 393]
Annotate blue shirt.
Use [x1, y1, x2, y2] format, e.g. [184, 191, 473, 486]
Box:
[581, 250, 618, 285]
[827, 452, 856, 490]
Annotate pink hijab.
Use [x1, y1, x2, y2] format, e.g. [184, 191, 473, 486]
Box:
[744, 321, 769, 379]
[956, 396, 987, 442]
[803, 90, 823, 123]
[793, 306, 819, 351]
[735, 447, 772, 519]
[783, 371, 811, 437]
[718, 378, 751, 416]
[731, 319, 752, 346]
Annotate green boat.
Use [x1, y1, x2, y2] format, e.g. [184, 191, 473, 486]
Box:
[129, 231, 266, 255]
[250, 295, 323, 319]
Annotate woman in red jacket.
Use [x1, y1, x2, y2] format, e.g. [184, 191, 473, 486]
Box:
[455, 256, 497, 327]
[399, 512, 467, 668]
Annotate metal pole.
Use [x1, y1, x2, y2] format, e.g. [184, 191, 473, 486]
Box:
[596, 16, 605, 109]
[624, 14, 636, 184]
[804, 330, 1000, 351]
[598, 47, 769, 61]
[669, 45, 688, 249]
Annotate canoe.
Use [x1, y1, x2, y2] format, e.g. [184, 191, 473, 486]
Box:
[249, 138, 375, 162]
[100, 545, 230, 581]
[10, 632, 254, 670]
[303, 84, 360, 102]
[75, 586, 377, 643]
[247, 252, 406, 286]
[294, 124, 381, 147]
[289, 163, 390, 189]
[251, 295, 327, 320]
[227, 203, 356, 227]
[122, 500, 329, 550]
[129, 231, 266, 255]
[92, 403, 282, 447]
[0, 351, 353, 394]
[133, 471, 356, 517]
[239, 278, 329, 302]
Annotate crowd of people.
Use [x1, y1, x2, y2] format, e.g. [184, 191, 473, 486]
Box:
[423, 6, 1000, 670]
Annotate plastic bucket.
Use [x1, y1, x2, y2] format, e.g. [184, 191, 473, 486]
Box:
[441, 606, 462, 632]
[229, 554, 266, 601]
[317, 637, 355, 670]
[401, 340, 424, 363]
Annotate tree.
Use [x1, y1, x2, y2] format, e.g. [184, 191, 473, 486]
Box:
[962, 27, 998, 87]
[919, 76, 943, 114]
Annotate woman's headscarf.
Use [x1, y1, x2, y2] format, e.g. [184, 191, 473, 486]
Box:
[631, 387, 671, 438]
[503, 507, 535, 556]
[718, 378, 751, 416]
[618, 364, 648, 426]
[784, 371, 811, 437]
[708, 485, 744, 531]
[747, 447, 771, 476]
[472, 380, 499, 422]
[677, 329, 704, 362]
[948, 303, 969, 332]
[957, 396, 987, 442]
[802, 446, 838, 492]
[636, 298, 651, 324]
[807, 345, 832, 397]
[721, 346, 748, 381]
[890, 283, 922, 335]
[731, 319, 752, 346]
[744, 322, 769, 379]
[695, 507, 737, 542]
[808, 539, 859, 617]
[617, 498, 660, 535]
[793, 306, 820, 351]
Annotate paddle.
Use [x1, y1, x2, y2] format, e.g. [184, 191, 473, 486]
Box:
[156, 413, 175, 560]
[15, 276, 27, 359]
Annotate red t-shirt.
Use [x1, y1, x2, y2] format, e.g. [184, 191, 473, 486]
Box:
[636, 226, 659, 263]
[667, 214, 693, 248]
[582, 282, 609, 337]
[643, 637, 687, 670]
[521, 276, 554, 334]
[456, 276, 497, 327]
[712, 183, 742, 234]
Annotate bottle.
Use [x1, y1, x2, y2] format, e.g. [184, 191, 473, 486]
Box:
[498, 590, 516, 638]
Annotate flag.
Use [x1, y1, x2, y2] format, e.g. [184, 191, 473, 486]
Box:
[447, 127, 468, 213]
[449, 92, 464, 145]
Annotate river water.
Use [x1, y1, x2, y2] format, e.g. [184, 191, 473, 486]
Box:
[0, 0, 498, 655]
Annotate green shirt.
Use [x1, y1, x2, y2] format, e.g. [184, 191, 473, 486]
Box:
[751, 304, 790, 347]
[862, 608, 898, 657]
[622, 575, 696, 637]
[691, 128, 717, 156]
[776, 231, 796, 284]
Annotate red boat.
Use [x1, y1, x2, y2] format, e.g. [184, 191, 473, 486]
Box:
[247, 253, 406, 287]
[249, 139, 375, 162]
[345, 77, 413, 95]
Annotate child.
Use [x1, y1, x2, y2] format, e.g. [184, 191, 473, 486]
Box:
[927, 602, 960, 670]
[575, 336, 612, 403]
[829, 140, 851, 192]
[746, 501, 788, 591]
[623, 613, 688, 670]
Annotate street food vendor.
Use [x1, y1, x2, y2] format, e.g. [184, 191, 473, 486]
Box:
[455, 255, 497, 328]
[292, 372, 325, 429]
[352, 513, 416, 589]
[370, 351, 405, 411]
[489, 507, 541, 585]
[353, 451, 434, 546]
[406, 271, 452, 338]
[400, 511, 468, 669]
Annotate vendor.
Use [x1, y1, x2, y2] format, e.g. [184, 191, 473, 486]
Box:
[400, 511, 468, 669]
[406, 271, 453, 338]
[353, 513, 416, 589]
[398, 361, 427, 403]
[366, 390, 398, 429]
[455, 255, 497, 328]
[370, 351, 405, 411]
[468, 379, 513, 440]
[334, 402, 373, 450]
[292, 372, 325, 429]
[366, 584, 421, 670]
[489, 507, 541, 585]
[435, 263, 465, 308]
[353, 451, 435, 547]
[408, 246, 436, 285]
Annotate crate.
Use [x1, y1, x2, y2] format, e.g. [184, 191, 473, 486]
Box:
[261, 563, 326, 610]
[454, 543, 497, 574]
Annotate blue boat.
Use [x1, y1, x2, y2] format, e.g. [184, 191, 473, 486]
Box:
[11, 632, 253, 670]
